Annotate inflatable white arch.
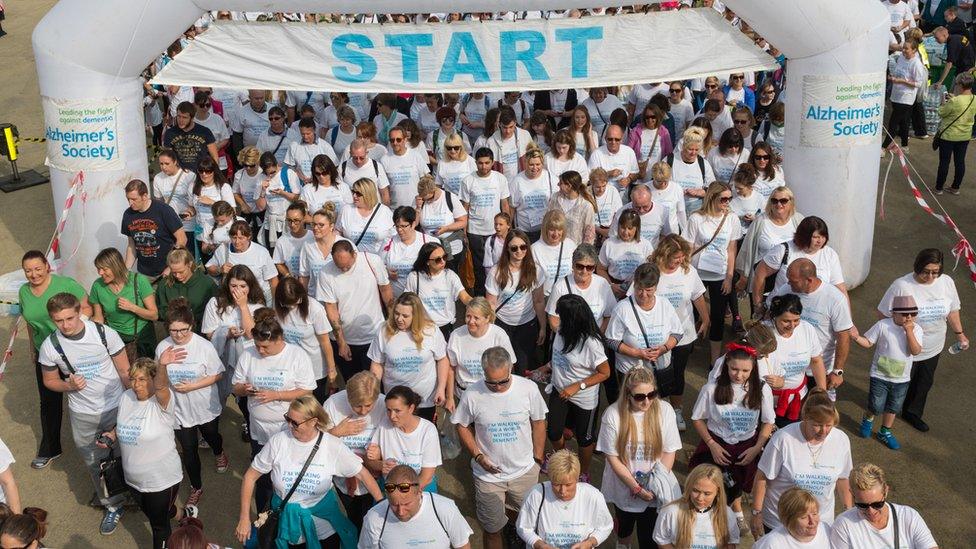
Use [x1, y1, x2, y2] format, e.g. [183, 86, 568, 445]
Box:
[32, 0, 889, 286]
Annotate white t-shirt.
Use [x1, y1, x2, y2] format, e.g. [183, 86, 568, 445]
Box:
[594, 187, 624, 230]
[206, 242, 278, 300]
[273, 231, 313, 276]
[116, 391, 183, 492]
[769, 282, 853, 371]
[447, 325, 516, 388]
[231, 105, 271, 147]
[359, 493, 472, 549]
[610, 201, 676, 249]
[511, 170, 557, 232]
[380, 150, 431, 209]
[323, 391, 387, 496]
[486, 267, 545, 326]
[232, 344, 317, 444]
[628, 84, 669, 120]
[154, 334, 224, 427]
[284, 139, 338, 177]
[763, 242, 845, 289]
[337, 158, 390, 190]
[401, 269, 466, 327]
[653, 503, 740, 547]
[299, 182, 353, 217]
[260, 168, 300, 219]
[38, 321, 125, 415]
[256, 128, 301, 165]
[550, 333, 608, 410]
[369, 416, 442, 474]
[670, 100, 696, 134]
[707, 147, 751, 183]
[581, 95, 624, 139]
[606, 297, 683, 374]
[516, 482, 614, 549]
[152, 169, 195, 232]
[279, 301, 333, 379]
[657, 267, 707, 345]
[460, 171, 511, 236]
[731, 190, 765, 232]
[670, 154, 716, 214]
[191, 183, 236, 231]
[201, 299, 263, 337]
[692, 381, 775, 444]
[381, 234, 435, 297]
[195, 113, 230, 170]
[233, 168, 265, 211]
[757, 422, 853, 528]
[252, 429, 363, 541]
[544, 153, 589, 181]
[451, 377, 548, 482]
[753, 524, 832, 549]
[769, 320, 824, 390]
[598, 236, 654, 282]
[650, 182, 688, 233]
[829, 503, 937, 549]
[337, 205, 396, 255]
[687, 212, 743, 281]
[863, 318, 923, 384]
[418, 191, 467, 250]
[368, 328, 447, 408]
[878, 273, 961, 360]
[532, 239, 576, 296]
[588, 146, 639, 194]
[298, 236, 353, 300]
[0, 439, 12, 505]
[755, 217, 799, 261]
[545, 275, 616, 324]
[435, 157, 477, 196]
[487, 128, 532, 181]
[316, 253, 389, 346]
[596, 400, 681, 512]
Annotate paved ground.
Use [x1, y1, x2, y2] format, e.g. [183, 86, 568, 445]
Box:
[2, 3, 976, 548]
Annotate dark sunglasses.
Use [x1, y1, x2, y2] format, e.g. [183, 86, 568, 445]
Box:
[719, 196, 732, 203]
[390, 137, 404, 143]
[574, 263, 596, 272]
[283, 414, 313, 428]
[731, 75, 744, 80]
[314, 171, 328, 176]
[605, 137, 622, 142]
[484, 377, 511, 386]
[446, 146, 461, 151]
[645, 115, 657, 121]
[770, 197, 790, 205]
[631, 391, 658, 402]
[196, 102, 212, 109]
[244, 163, 257, 168]
[384, 482, 419, 493]
[669, 89, 682, 94]
[705, 84, 718, 89]
[429, 255, 446, 263]
[198, 168, 214, 174]
[509, 244, 528, 252]
[895, 311, 918, 317]
[352, 190, 363, 197]
[854, 500, 886, 510]
[733, 119, 750, 125]
[754, 154, 770, 160]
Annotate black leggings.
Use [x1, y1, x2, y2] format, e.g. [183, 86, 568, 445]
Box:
[467, 233, 489, 296]
[132, 482, 180, 549]
[903, 353, 941, 420]
[34, 361, 64, 459]
[174, 417, 224, 490]
[313, 377, 330, 404]
[882, 102, 913, 148]
[546, 391, 598, 447]
[496, 317, 540, 375]
[337, 490, 376, 532]
[616, 506, 659, 548]
[704, 279, 733, 342]
[416, 406, 436, 422]
[331, 340, 372, 383]
[669, 343, 694, 398]
[250, 440, 273, 513]
[935, 139, 969, 191]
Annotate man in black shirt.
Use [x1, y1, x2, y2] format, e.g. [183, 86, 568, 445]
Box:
[935, 26, 976, 88]
[162, 101, 218, 172]
[121, 179, 187, 278]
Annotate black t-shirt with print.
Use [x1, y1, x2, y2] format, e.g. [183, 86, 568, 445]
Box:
[163, 123, 215, 172]
[121, 200, 183, 277]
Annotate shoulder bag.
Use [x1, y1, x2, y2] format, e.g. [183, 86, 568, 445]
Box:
[691, 213, 729, 257]
[354, 206, 381, 247]
[629, 296, 676, 394]
[255, 431, 324, 549]
[932, 96, 975, 150]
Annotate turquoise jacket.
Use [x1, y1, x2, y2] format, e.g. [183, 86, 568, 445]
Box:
[271, 489, 358, 549]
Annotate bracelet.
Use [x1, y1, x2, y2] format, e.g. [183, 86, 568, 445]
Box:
[474, 453, 484, 463]
[630, 484, 644, 496]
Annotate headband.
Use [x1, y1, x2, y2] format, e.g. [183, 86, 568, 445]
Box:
[725, 342, 757, 358]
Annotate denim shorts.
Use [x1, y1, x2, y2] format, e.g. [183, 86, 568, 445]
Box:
[868, 377, 910, 415]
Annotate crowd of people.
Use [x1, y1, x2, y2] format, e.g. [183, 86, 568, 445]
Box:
[1, 1, 969, 548]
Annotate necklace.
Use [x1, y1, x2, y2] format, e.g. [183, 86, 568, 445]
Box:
[805, 440, 826, 467]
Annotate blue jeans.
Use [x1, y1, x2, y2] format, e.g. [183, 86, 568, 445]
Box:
[868, 377, 910, 416]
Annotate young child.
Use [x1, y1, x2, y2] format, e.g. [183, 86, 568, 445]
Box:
[730, 164, 763, 232]
[851, 295, 923, 450]
[198, 200, 239, 259]
[482, 211, 512, 271]
[648, 161, 687, 233]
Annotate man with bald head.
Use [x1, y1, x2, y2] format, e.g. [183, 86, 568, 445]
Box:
[608, 183, 677, 248]
[587, 124, 639, 197]
[768, 258, 853, 393]
[338, 138, 391, 205]
[359, 465, 473, 548]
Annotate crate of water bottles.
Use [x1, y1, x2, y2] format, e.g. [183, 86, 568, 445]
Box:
[924, 84, 947, 137]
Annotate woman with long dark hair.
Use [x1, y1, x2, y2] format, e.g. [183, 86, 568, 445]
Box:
[300, 153, 352, 215]
[407, 242, 471, 341]
[274, 277, 336, 402]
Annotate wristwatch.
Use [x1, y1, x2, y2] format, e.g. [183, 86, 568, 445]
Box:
[579, 381, 588, 390]
[832, 370, 844, 377]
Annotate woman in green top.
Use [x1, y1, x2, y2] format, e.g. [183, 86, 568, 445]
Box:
[155, 247, 217, 334]
[17, 249, 92, 469]
[935, 72, 976, 194]
[90, 247, 158, 359]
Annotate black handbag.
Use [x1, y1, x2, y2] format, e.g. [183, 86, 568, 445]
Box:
[629, 297, 676, 395]
[932, 96, 974, 151]
[254, 431, 323, 549]
[98, 445, 128, 499]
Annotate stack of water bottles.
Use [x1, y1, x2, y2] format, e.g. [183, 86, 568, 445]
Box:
[924, 84, 947, 137]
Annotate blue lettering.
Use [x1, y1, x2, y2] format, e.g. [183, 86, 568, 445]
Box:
[385, 33, 434, 83]
[437, 32, 490, 83]
[332, 34, 377, 83]
[499, 31, 549, 82]
[554, 27, 602, 78]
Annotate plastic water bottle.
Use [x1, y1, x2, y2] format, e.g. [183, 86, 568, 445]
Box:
[948, 341, 968, 355]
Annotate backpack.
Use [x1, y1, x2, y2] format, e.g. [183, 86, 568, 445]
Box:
[50, 322, 110, 374]
[378, 493, 448, 543]
[665, 153, 706, 181]
[329, 126, 341, 148]
[341, 158, 379, 182]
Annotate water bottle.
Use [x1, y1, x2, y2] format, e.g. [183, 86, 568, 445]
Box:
[948, 341, 968, 355]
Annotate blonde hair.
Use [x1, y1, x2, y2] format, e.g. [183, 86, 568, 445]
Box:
[696, 181, 731, 218]
[524, 142, 545, 162]
[128, 357, 158, 380]
[801, 388, 840, 425]
[616, 367, 663, 465]
[849, 462, 887, 492]
[650, 234, 692, 273]
[312, 202, 338, 226]
[778, 487, 820, 536]
[764, 186, 796, 218]
[346, 371, 381, 408]
[417, 174, 437, 197]
[541, 209, 567, 235]
[352, 178, 380, 210]
[237, 146, 261, 167]
[163, 248, 198, 288]
[672, 464, 730, 548]
[588, 167, 609, 185]
[650, 161, 672, 183]
[94, 248, 130, 285]
[681, 127, 708, 151]
[546, 449, 581, 484]
[443, 133, 468, 161]
[465, 297, 496, 324]
[384, 292, 435, 350]
[289, 394, 330, 431]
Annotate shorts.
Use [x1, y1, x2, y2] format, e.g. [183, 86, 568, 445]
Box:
[868, 377, 910, 415]
[546, 391, 599, 446]
[473, 464, 540, 533]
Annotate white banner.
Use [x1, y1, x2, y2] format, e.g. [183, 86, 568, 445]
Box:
[800, 72, 885, 148]
[152, 10, 778, 93]
[42, 97, 123, 172]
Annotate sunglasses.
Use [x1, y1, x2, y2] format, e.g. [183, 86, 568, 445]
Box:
[352, 190, 363, 197]
[719, 196, 732, 203]
[429, 255, 446, 263]
[283, 414, 314, 428]
[244, 163, 257, 168]
[770, 197, 790, 205]
[605, 137, 622, 142]
[731, 75, 744, 80]
[390, 138, 404, 143]
[854, 500, 886, 510]
[446, 146, 461, 151]
[631, 390, 658, 402]
[484, 377, 511, 386]
[198, 168, 214, 174]
[705, 84, 718, 89]
[895, 311, 918, 317]
[509, 244, 528, 252]
[574, 263, 596, 272]
[669, 89, 682, 94]
[196, 102, 212, 109]
[645, 115, 657, 121]
[754, 154, 770, 160]
[314, 171, 328, 176]
[384, 482, 419, 493]
[733, 119, 750, 125]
